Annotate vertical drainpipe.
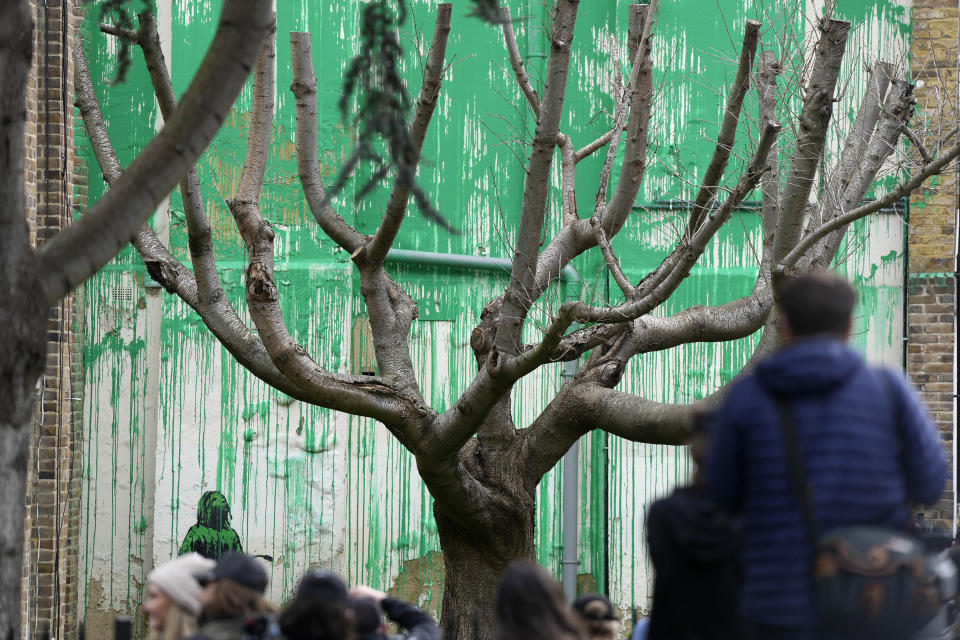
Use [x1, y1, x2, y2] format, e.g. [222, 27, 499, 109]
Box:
[945, 0, 960, 536]
[383, 250, 584, 595]
[560, 272, 583, 604]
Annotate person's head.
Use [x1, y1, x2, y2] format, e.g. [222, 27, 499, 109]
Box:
[777, 271, 857, 342]
[350, 596, 384, 636]
[195, 552, 273, 621]
[145, 553, 215, 640]
[496, 561, 584, 640]
[571, 594, 620, 640]
[197, 491, 232, 530]
[278, 570, 354, 640]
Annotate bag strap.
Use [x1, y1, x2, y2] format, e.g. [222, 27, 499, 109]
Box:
[775, 368, 902, 548]
[774, 396, 822, 546]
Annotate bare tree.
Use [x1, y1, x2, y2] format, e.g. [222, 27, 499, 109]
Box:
[74, 1, 960, 638]
[0, 0, 273, 634]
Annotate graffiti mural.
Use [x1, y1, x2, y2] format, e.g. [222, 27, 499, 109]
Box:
[178, 491, 243, 559]
[76, 0, 911, 629]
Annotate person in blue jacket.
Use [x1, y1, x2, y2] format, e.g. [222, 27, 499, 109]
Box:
[708, 270, 947, 639]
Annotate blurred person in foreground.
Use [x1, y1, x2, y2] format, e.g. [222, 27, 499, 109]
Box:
[349, 585, 440, 640]
[646, 410, 740, 639]
[144, 553, 215, 640]
[189, 552, 276, 640]
[278, 569, 355, 640]
[571, 594, 620, 640]
[708, 271, 947, 639]
[496, 560, 584, 640]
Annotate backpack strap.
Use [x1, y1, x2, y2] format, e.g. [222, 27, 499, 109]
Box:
[774, 396, 822, 547]
[776, 366, 903, 549]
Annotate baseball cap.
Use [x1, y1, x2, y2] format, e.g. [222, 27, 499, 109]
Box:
[572, 594, 618, 621]
[295, 569, 348, 602]
[194, 552, 268, 593]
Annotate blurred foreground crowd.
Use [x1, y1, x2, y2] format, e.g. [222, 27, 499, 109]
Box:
[142, 551, 621, 640]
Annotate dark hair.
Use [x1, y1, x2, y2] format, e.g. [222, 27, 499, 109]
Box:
[350, 597, 383, 635]
[201, 580, 274, 621]
[778, 271, 857, 338]
[572, 594, 619, 640]
[496, 561, 584, 640]
[279, 596, 354, 640]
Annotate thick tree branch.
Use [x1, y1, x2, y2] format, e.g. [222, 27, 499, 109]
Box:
[133, 13, 234, 314]
[583, 388, 692, 444]
[547, 122, 777, 351]
[99, 24, 139, 43]
[627, 291, 771, 355]
[520, 384, 594, 489]
[495, 0, 580, 357]
[356, 266, 425, 401]
[685, 20, 761, 234]
[771, 18, 850, 263]
[416, 447, 498, 530]
[526, 123, 776, 339]
[37, 0, 275, 304]
[76, 32, 318, 402]
[779, 138, 960, 271]
[550, 276, 772, 363]
[575, 129, 616, 163]
[246, 259, 422, 436]
[558, 133, 578, 225]
[524, 307, 786, 482]
[815, 61, 891, 229]
[426, 362, 514, 459]
[75, 35, 197, 301]
[289, 32, 365, 254]
[522, 379, 691, 484]
[805, 78, 915, 269]
[365, 4, 452, 265]
[0, 0, 32, 268]
[501, 4, 653, 321]
[756, 50, 781, 261]
[599, 2, 655, 235]
[593, 2, 657, 220]
[500, 6, 540, 115]
[229, 23, 276, 249]
[477, 126, 778, 391]
[229, 30, 426, 436]
[474, 135, 776, 390]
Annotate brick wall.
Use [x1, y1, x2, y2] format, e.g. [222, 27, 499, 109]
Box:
[21, 1, 84, 639]
[910, 0, 957, 530]
[907, 277, 955, 527]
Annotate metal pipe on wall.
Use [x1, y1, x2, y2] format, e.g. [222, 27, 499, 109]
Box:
[384, 249, 585, 600]
[953, 0, 960, 536]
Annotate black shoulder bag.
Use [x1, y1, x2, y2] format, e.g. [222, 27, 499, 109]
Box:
[774, 382, 941, 636]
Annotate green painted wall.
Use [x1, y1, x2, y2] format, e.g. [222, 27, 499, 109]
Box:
[76, 0, 911, 629]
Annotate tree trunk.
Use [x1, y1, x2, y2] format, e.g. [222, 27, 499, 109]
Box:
[435, 494, 536, 640]
[0, 273, 47, 638]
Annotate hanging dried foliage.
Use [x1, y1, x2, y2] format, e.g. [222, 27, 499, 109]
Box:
[331, 0, 460, 232]
[84, 0, 153, 84]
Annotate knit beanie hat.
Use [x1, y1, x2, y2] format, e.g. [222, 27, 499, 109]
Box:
[147, 553, 216, 616]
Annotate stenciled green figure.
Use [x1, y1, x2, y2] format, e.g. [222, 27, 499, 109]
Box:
[178, 490, 243, 560]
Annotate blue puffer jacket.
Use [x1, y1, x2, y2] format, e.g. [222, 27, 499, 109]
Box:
[707, 338, 947, 629]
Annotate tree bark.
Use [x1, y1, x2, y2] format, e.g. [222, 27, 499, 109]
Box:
[0, 0, 41, 634]
[435, 490, 536, 640]
[0, 270, 45, 638]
